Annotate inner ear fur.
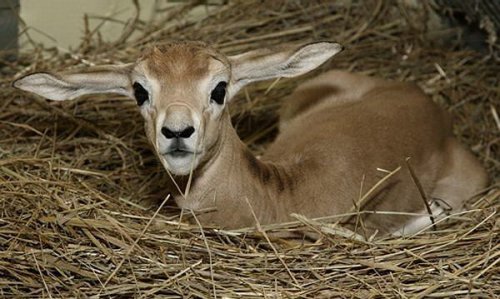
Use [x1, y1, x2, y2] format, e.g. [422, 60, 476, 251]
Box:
[228, 41, 343, 96]
[12, 64, 134, 101]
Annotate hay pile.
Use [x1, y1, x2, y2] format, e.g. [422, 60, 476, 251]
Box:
[1, 1, 498, 297]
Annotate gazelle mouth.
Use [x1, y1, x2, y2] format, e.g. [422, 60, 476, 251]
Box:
[168, 149, 192, 158]
[163, 149, 201, 158]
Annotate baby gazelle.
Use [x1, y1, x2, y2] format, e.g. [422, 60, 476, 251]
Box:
[13, 41, 488, 236]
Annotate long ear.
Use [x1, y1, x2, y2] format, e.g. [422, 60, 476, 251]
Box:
[228, 41, 343, 96]
[12, 64, 134, 101]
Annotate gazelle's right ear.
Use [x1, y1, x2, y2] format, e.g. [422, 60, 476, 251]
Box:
[12, 64, 134, 101]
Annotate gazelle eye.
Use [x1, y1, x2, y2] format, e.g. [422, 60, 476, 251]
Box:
[210, 81, 227, 105]
[133, 82, 149, 106]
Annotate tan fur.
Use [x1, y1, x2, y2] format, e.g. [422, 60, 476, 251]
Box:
[142, 42, 229, 83]
[13, 41, 488, 236]
[145, 47, 487, 234]
[179, 71, 488, 234]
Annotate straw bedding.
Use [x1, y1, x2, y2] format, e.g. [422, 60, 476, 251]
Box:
[1, 0, 498, 297]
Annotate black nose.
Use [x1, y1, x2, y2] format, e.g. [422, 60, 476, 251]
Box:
[161, 126, 195, 139]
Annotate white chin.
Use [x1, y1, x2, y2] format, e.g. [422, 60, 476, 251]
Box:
[161, 153, 200, 176]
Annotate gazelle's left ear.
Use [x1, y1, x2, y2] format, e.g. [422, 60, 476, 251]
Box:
[228, 41, 343, 97]
[12, 64, 134, 101]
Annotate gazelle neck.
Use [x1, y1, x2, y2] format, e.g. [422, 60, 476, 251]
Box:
[171, 111, 296, 228]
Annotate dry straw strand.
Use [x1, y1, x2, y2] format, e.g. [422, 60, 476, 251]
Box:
[1, 0, 499, 298]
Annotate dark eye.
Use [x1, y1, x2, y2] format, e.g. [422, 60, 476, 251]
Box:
[210, 81, 227, 105]
[133, 82, 149, 106]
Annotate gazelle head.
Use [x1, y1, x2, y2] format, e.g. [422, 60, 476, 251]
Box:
[13, 41, 342, 176]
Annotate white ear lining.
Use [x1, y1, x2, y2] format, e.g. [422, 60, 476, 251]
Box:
[228, 41, 343, 97]
[280, 42, 343, 77]
[13, 66, 133, 101]
[13, 73, 81, 101]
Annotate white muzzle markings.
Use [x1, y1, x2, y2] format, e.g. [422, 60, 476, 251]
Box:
[156, 103, 202, 176]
